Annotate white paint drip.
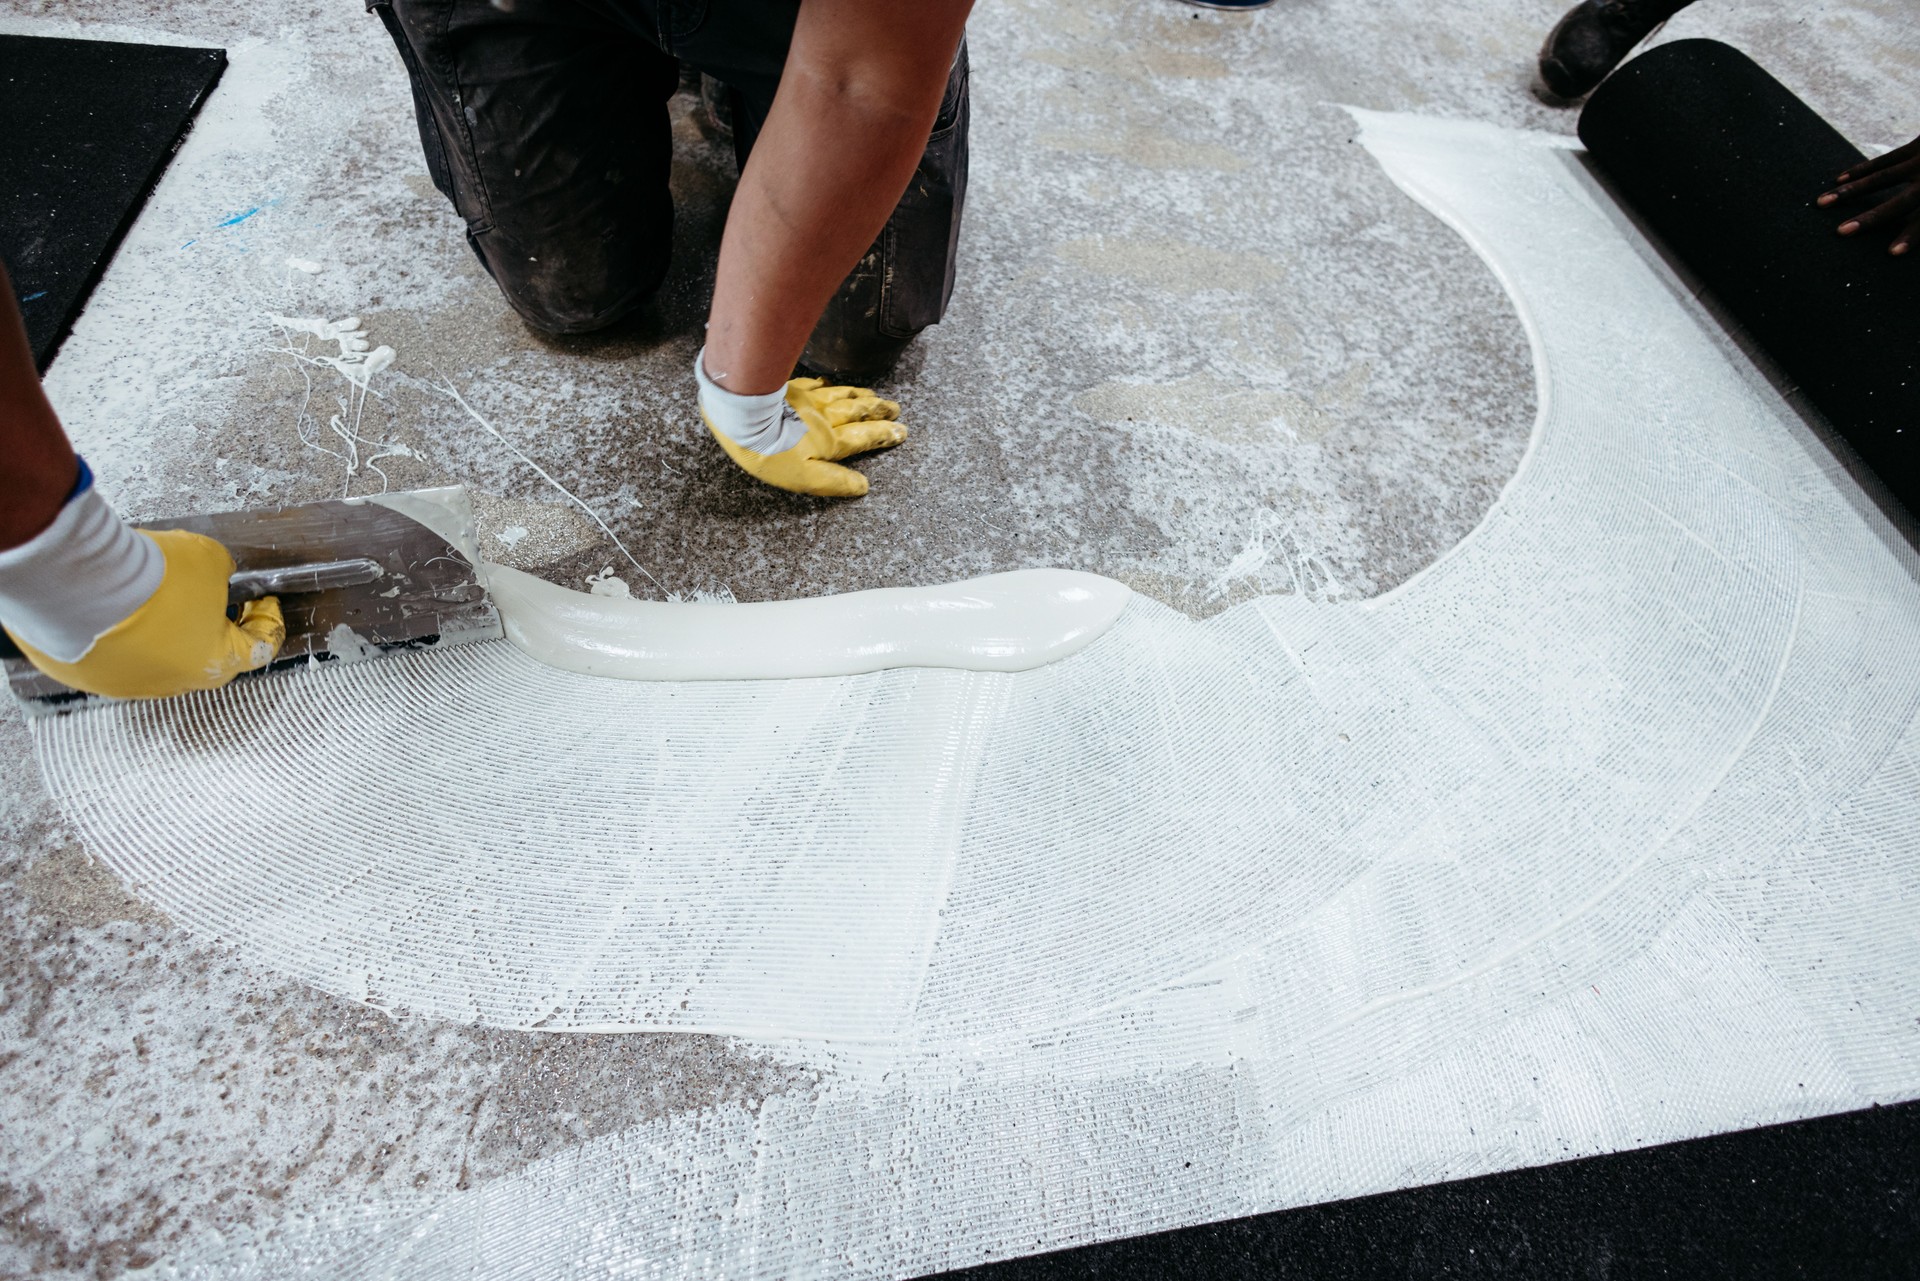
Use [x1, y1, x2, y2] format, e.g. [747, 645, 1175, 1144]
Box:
[584, 568, 630, 599]
[495, 525, 529, 549]
[40, 117, 1920, 1279]
[285, 257, 323, 274]
[269, 315, 395, 391]
[269, 315, 409, 497]
[433, 376, 667, 597]
[319, 623, 381, 665]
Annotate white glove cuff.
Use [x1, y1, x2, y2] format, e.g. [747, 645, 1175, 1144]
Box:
[0, 474, 164, 662]
[695, 349, 807, 456]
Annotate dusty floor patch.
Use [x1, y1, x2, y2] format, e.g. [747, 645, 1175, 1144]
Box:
[0, 702, 814, 1279]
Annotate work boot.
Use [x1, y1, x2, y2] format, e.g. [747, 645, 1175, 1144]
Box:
[1532, 0, 1692, 106]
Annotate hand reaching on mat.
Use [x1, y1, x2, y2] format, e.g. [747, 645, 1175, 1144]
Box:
[695, 350, 906, 498]
[1819, 134, 1920, 256]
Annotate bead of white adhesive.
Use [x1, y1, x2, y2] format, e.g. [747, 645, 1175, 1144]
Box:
[485, 563, 1132, 680]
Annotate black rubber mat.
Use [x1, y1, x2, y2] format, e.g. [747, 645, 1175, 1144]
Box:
[933, 1099, 1920, 1279]
[1579, 39, 1919, 518]
[0, 34, 225, 371]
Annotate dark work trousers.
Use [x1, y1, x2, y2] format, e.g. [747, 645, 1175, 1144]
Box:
[368, 0, 970, 382]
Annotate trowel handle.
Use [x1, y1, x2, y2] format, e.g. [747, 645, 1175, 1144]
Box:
[228, 557, 385, 602]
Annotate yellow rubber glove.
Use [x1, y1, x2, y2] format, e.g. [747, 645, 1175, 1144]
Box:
[702, 378, 907, 499]
[9, 529, 285, 700]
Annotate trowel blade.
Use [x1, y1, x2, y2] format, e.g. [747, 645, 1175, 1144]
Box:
[2, 488, 502, 717]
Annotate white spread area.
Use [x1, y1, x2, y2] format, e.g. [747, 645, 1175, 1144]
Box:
[37, 115, 1920, 1277]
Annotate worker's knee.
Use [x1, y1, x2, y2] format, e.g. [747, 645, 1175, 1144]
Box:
[468, 222, 673, 336]
[497, 275, 662, 336]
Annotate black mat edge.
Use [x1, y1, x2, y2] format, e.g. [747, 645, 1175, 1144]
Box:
[1559, 146, 1920, 571]
[928, 1099, 1920, 1280]
[1, 35, 226, 371]
[1575, 38, 1918, 527]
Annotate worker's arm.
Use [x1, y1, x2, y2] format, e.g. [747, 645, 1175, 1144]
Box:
[0, 262, 284, 698]
[0, 266, 81, 549]
[694, 0, 971, 499]
[702, 0, 974, 394]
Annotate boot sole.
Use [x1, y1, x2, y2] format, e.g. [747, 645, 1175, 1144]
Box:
[1530, 72, 1585, 108]
[1530, 14, 1671, 108]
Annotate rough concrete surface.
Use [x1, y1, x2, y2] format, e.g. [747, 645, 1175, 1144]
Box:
[0, 0, 1914, 1275]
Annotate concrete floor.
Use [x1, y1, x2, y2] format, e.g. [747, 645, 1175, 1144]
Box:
[1, 0, 1914, 1275]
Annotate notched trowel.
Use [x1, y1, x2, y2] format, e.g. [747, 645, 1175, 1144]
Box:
[2, 487, 501, 717]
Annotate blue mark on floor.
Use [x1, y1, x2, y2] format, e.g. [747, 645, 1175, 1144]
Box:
[181, 239, 198, 249]
[20, 291, 47, 302]
[217, 206, 262, 227]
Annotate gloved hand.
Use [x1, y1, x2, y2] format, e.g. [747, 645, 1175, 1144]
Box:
[695, 350, 906, 498]
[0, 462, 284, 700]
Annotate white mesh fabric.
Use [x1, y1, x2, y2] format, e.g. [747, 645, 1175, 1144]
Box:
[43, 114, 1920, 1278]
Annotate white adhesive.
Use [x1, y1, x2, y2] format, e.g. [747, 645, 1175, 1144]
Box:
[269, 315, 395, 391]
[488, 563, 1132, 680]
[1206, 508, 1346, 602]
[271, 315, 407, 496]
[42, 115, 1920, 1279]
[363, 486, 1133, 680]
[584, 568, 630, 598]
[320, 623, 381, 665]
[360, 487, 479, 556]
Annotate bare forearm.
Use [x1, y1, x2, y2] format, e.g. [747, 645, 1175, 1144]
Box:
[0, 261, 79, 549]
[703, 0, 972, 393]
